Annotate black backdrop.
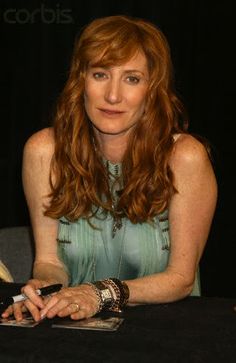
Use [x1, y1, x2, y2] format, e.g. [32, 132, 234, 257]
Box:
[0, 0, 235, 297]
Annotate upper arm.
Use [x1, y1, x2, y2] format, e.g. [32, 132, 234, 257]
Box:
[166, 134, 217, 285]
[22, 128, 61, 266]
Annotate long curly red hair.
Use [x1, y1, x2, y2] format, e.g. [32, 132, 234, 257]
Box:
[45, 15, 188, 223]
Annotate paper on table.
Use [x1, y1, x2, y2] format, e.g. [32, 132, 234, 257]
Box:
[52, 316, 124, 331]
[0, 315, 40, 328]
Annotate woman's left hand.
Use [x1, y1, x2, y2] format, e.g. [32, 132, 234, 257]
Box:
[39, 284, 99, 321]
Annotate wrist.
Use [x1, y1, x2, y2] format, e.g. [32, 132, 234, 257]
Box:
[85, 278, 130, 313]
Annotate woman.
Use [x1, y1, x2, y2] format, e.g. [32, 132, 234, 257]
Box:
[2, 15, 217, 322]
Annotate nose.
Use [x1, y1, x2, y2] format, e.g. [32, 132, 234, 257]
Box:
[104, 78, 122, 104]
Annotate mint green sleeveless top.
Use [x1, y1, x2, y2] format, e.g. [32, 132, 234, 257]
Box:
[57, 161, 200, 296]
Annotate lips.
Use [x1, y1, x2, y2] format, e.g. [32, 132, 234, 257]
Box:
[98, 108, 125, 115]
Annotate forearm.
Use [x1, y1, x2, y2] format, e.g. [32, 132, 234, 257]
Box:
[125, 270, 194, 305]
[33, 261, 69, 287]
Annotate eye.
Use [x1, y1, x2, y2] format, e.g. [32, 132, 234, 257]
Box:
[126, 76, 140, 84]
[93, 72, 107, 80]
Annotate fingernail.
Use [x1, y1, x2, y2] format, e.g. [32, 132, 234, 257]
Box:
[40, 312, 46, 320]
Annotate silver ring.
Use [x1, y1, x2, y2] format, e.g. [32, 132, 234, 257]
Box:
[70, 303, 80, 312]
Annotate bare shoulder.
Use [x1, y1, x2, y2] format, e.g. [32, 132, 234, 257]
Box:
[23, 127, 55, 160]
[169, 134, 210, 171]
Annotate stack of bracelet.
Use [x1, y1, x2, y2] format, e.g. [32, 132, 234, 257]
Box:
[85, 278, 130, 313]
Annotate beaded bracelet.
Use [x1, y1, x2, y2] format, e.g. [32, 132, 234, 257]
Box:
[103, 278, 130, 312]
[110, 278, 129, 308]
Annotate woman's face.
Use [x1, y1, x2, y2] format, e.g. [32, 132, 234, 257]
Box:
[84, 51, 149, 139]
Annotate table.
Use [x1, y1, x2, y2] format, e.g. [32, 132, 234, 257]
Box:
[0, 289, 235, 362]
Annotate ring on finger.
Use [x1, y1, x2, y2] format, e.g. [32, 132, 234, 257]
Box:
[70, 303, 80, 313]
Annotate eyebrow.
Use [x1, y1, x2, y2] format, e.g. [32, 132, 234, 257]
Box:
[123, 69, 146, 76]
[89, 65, 146, 76]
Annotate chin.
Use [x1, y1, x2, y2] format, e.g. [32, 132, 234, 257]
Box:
[92, 123, 127, 136]
[96, 128, 125, 136]
[92, 122, 136, 137]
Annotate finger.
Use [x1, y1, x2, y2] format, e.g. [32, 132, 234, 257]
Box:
[2, 302, 26, 320]
[24, 300, 41, 322]
[57, 302, 80, 318]
[1, 305, 13, 318]
[70, 305, 97, 320]
[70, 308, 87, 320]
[70, 310, 86, 320]
[22, 285, 45, 309]
[42, 295, 51, 304]
[13, 303, 25, 322]
[40, 295, 66, 319]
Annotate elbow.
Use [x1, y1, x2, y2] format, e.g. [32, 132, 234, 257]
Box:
[181, 282, 195, 298]
[169, 271, 196, 300]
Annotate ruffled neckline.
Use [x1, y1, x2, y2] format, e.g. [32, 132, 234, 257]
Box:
[103, 158, 122, 178]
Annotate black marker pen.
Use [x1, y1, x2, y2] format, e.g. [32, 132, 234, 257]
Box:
[0, 283, 62, 311]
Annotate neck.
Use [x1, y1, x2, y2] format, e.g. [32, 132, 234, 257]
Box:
[94, 132, 129, 163]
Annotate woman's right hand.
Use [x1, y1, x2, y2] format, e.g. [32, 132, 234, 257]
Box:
[1, 279, 52, 322]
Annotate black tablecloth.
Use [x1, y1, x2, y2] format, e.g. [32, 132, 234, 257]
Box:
[0, 293, 235, 363]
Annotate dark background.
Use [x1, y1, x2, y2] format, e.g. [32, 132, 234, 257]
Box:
[0, 0, 235, 297]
